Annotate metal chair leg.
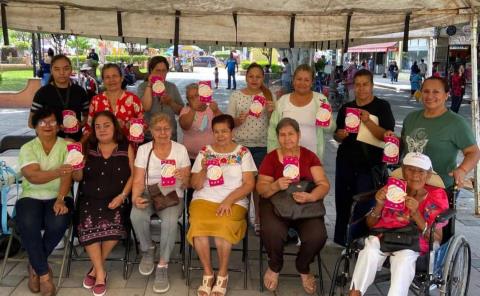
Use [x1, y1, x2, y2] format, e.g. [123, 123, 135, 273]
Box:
[0, 234, 13, 281]
[259, 238, 264, 292]
[66, 228, 76, 278]
[186, 244, 192, 286]
[57, 226, 73, 288]
[317, 253, 324, 296]
[243, 234, 248, 289]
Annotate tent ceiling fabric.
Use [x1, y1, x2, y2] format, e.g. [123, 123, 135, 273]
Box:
[1, 0, 478, 46]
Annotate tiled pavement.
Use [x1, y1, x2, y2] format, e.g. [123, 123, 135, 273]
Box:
[0, 69, 479, 295]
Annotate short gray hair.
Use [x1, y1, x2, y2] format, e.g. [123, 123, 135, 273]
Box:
[185, 83, 199, 100]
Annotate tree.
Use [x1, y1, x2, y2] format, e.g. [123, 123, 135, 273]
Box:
[260, 48, 273, 65]
[67, 36, 91, 55]
[50, 33, 69, 54]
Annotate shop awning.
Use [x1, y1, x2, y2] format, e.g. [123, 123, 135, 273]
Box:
[348, 42, 398, 53]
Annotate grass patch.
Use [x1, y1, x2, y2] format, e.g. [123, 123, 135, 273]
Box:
[0, 70, 34, 92]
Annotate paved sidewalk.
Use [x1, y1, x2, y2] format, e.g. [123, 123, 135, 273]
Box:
[1, 70, 479, 295]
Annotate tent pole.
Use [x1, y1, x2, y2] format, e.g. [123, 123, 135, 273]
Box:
[470, 13, 480, 215]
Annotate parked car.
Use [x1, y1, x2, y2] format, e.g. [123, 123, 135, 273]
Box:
[193, 56, 217, 67]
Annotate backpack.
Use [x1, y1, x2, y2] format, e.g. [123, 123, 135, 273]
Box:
[0, 161, 21, 259]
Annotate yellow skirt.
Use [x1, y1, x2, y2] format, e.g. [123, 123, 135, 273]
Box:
[187, 199, 247, 245]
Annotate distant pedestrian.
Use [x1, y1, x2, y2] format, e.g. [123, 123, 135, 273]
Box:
[419, 59, 427, 79]
[388, 61, 399, 83]
[411, 61, 420, 74]
[450, 65, 466, 113]
[225, 52, 238, 90]
[281, 58, 292, 94]
[39, 48, 54, 86]
[410, 69, 422, 101]
[214, 67, 219, 89]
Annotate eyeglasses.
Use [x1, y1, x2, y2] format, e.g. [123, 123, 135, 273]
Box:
[152, 127, 171, 133]
[38, 120, 57, 127]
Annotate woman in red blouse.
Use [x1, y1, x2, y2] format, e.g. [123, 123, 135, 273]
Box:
[256, 117, 330, 295]
[83, 64, 144, 142]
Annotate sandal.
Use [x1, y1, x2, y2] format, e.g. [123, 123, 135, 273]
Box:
[263, 267, 279, 291]
[211, 274, 228, 296]
[197, 274, 214, 296]
[301, 273, 317, 295]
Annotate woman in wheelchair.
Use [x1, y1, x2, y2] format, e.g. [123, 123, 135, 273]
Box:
[16, 108, 74, 296]
[257, 117, 330, 295]
[348, 152, 448, 296]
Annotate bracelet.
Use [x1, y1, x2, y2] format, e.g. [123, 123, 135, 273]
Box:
[457, 166, 467, 173]
[369, 208, 381, 218]
[119, 192, 128, 199]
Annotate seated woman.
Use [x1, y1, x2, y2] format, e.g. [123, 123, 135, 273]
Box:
[130, 113, 191, 294]
[188, 114, 256, 296]
[349, 152, 449, 296]
[256, 117, 330, 295]
[17, 108, 74, 296]
[72, 111, 134, 296]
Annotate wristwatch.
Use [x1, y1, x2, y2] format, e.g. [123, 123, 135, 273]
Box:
[56, 195, 65, 202]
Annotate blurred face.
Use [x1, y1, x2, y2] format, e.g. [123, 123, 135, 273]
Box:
[246, 67, 264, 90]
[354, 75, 374, 101]
[51, 58, 72, 85]
[150, 120, 172, 143]
[212, 122, 233, 146]
[292, 70, 313, 95]
[94, 115, 115, 143]
[187, 87, 206, 111]
[151, 62, 169, 80]
[36, 114, 59, 139]
[277, 125, 300, 150]
[102, 67, 123, 92]
[421, 79, 448, 112]
[402, 165, 431, 192]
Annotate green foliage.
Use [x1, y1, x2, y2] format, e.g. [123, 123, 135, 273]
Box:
[104, 55, 149, 63]
[212, 51, 231, 60]
[13, 40, 30, 51]
[0, 70, 33, 91]
[67, 37, 91, 55]
[240, 61, 282, 73]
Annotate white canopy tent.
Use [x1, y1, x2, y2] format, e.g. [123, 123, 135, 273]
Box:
[2, 0, 480, 214]
[0, 1, 478, 47]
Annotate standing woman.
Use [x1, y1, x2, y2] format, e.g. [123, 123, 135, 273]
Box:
[17, 108, 73, 296]
[268, 64, 336, 161]
[29, 54, 89, 142]
[84, 63, 144, 142]
[227, 62, 275, 233]
[139, 56, 184, 141]
[72, 111, 134, 296]
[399, 77, 480, 190]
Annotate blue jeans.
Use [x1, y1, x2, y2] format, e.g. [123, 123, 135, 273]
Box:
[15, 197, 73, 276]
[227, 71, 236, 89]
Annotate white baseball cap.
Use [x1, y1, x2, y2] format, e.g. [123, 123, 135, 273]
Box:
[402, 152, 433, 171]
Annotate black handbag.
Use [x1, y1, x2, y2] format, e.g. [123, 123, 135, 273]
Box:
[270, 180, 325, 220]
[370, 223, 420, 253]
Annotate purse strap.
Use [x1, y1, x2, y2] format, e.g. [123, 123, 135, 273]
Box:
[145, 146, 154, 187]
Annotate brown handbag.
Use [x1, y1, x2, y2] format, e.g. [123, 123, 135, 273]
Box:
[144, 147, 179, 211]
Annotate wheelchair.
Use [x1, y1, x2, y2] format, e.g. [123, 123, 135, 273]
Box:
[329, 171, 471, 296]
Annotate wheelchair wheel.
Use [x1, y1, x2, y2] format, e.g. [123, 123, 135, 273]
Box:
[441, 235, 471, 296]
[329, 252, 354, 296]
